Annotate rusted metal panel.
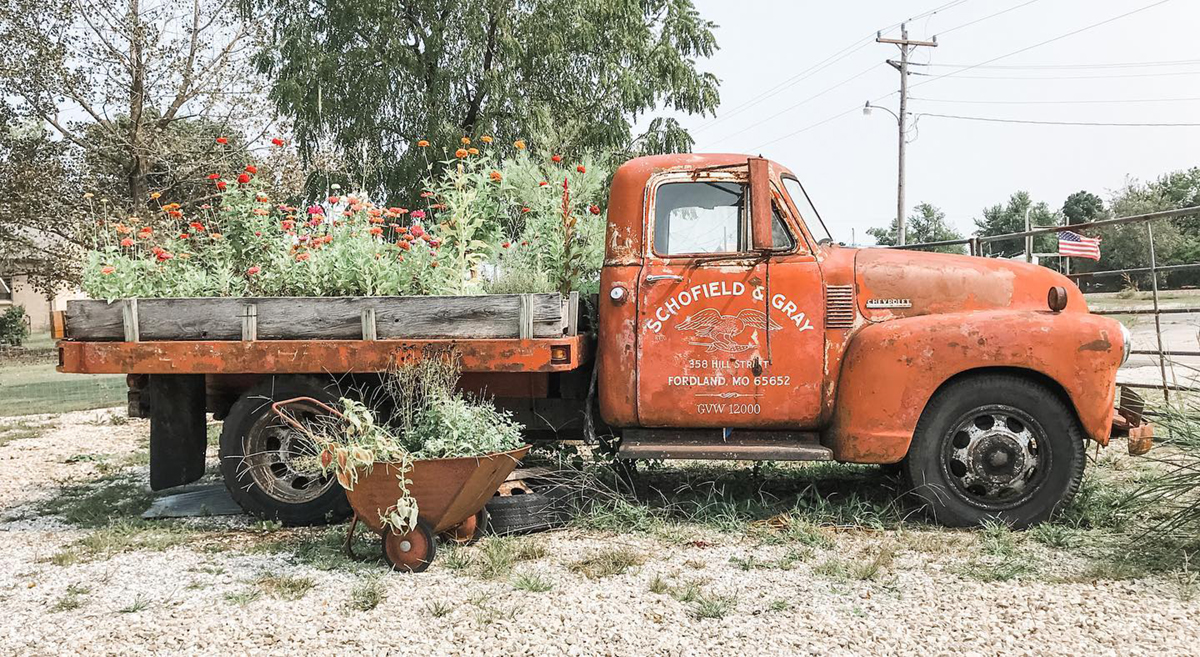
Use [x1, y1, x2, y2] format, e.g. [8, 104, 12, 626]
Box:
[596, 264, 641, 427]
[457, 372, 549, 398]
[826, 309, 1124, 462]
[57, 336, 590, 375]
[618, 428, 830, 460]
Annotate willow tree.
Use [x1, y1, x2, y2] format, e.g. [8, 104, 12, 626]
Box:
[247, 0, 720, 198]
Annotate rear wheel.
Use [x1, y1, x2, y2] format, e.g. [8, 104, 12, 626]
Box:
[904, 374, 1085, 529]
[219, 376, 351, 526]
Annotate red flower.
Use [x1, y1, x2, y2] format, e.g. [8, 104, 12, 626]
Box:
[410, 225, 425, 238]
[410, 210, 426, 220]
[237, 173, 251, 184]
[502, 241, 511, 248]
[120, 237, 135, 247]
[247, 265, 261, 275]
[190, 222, 206, 231]
[179, 233, 190, 239]
[156, 251, 174, 262]
[551, 155, 562, 163]
[271, 138, 285, 146]
[539, 181, 548, 187]
[428, 239, 440, 248]
[589, 205, 601, 215]
[296, 252, 310, 262]
[281, 219, 295, 230]
[244, 165, 258, 174]
[216, 181, 227, 190]
[329, 195, 341, 204]
[216, 137, 228, 145]
[369, 226, 383, 236]
[206, 173, 220, 180]
[521, 207, 531, 214]
[577, 165, 586, 173]
[420, 191, 434, 198]
[521, 240, 529, 246]
[398, 240, 411, 251]
[100, 266, 115, 275]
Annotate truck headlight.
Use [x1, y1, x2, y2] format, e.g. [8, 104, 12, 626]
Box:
[1119, 323, 1132, 365]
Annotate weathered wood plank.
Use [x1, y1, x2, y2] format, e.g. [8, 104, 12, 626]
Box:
[65, 294, 569, 341]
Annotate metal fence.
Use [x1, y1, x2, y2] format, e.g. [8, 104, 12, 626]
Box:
[896, 204, 1200, 405]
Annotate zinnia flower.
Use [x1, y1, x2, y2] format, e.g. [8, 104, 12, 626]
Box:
[417, 139, 429, 147]
[210, 233, 224, 241]
[296, 252, 310, 262]
[455, 148, 468, 158]
[590, 205, 601, 215]
[460, 137, 471, 145]
[271, 138, 285, 146]
[539, 181, 548, 187]
[120, 238, 135, 247]
[206, 173, 220, 180]
[216, 181, 226, 190]
[411, 210, 426, 219]
[551, 154, 562, 163]
[307, 205, 324, 215]
[179, 233, 190, 239]
[156, 251, 174, 262]
[467, 148, 479, 155]
[216, 137, 228, 145]
[521, 207, 531, 214]
[577, 165, 586, 173]
[237, 173, 251, 184]
[328, 196, 340, 204]
[101, 266, 115, 275]
[150, 191, 161, 199]
[490, 170, 502, 181]
[410, 225, 425, 238]
[244, 165, 258, 174]
[369, 226, 383, 236]
[502, 241, 511, 248]
[481, 135, 493, 144]
[190, 222, 206, 231]
[247, 265, 261, 275]
[514, 140, 526, 150]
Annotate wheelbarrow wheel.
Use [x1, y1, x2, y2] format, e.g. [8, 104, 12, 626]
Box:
[444, 507, 488, 545]
[383, 519, 437, 572]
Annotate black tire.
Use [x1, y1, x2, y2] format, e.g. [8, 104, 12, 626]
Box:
[485, 487, 571, 535]
[903, 374, 1085, 529]
[219, 376, 351, 526]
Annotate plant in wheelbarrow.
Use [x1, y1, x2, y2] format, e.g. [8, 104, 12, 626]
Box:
[275, 358, 529, 572]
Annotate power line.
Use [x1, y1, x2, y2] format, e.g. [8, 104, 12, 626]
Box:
[910, 69, 1200, 81]
[911, 96, 1200, 105]
[693, 0, 975, 134]
[936, 0, 1045, 37]
[746, 90, 899, 153]
[910, 0, 1177, 91]
[698, 63, 884, 150]
[910, 58, 1200, 70]
[920, 112, 1200, 127]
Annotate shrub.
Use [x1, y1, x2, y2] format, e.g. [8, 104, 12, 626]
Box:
[0, 305, 29, 346]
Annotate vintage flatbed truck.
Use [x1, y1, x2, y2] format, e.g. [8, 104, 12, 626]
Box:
[57, 153, 1134, 529]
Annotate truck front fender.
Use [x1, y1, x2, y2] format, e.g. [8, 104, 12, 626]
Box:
[825, 310, 1124, 463]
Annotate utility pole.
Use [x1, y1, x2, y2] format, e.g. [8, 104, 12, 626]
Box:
[876, 24, 937, 246]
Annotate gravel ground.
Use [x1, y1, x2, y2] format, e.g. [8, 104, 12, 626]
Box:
[0, 409, 1198, 656]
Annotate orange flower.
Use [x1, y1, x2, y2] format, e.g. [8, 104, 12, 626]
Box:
[296, 252, 310, 262]
[480, 135, 493, 144]
[551, 154, 562, 163]
[162, 203, 181, 211]
[369, 226, 383, 236]
[120, 237, 135, 247]
[455, 148, 468, 158]
[100, 265, 115, 275]
[253, 208, 269, 216]
[514, 140, 526, 150]
[490, 170, 502, 181]
[210, 233, 224, 241]
[577, 165, 586, 173]
[460, 137, 471, 145]
[467, 147, 479, 155]
[149, 191, 161, 200]
[417, 139, 430, 147]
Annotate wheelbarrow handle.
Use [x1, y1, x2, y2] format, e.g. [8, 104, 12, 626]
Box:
[269, 396, 345, 438]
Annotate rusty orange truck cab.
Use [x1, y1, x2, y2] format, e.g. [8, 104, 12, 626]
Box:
[595, 153, 1129, 527]
[57, 153, 1132, 529]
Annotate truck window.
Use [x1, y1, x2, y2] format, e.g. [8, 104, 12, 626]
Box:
[782, 177, 831, 243]
[654, 181, 745, 255]
[654, 181, 793, 255]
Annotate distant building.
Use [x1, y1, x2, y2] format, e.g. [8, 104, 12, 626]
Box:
[0, 266, 85, 333]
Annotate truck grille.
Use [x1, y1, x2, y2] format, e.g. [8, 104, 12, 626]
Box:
[825, 285, 855, 329]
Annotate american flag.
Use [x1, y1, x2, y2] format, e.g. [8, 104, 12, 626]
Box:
[1057, 230, 1101, 260]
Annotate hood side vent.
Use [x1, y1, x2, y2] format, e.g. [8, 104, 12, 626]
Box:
[825, 285, 855, 329]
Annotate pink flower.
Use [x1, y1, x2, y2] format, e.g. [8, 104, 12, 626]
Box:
[307, 206, 324, 215]
[410, 210, 426, 220]
[247, 265, 261, 275]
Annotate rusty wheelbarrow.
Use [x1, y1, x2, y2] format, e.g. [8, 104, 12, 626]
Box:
[270, 397, 529, 572]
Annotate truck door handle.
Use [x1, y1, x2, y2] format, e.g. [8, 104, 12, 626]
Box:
[646, 275, 683, 283]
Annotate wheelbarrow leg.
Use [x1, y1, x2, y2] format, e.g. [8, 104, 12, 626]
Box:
[343, 514, 365, 561]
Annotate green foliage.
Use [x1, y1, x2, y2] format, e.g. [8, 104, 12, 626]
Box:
[0, 304, 28, 346]
[867, 203, 965, 253]
[247, 0, 719, 200]
[973, 191, 1058, 259]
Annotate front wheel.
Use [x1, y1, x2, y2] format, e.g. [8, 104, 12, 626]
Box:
[904, 374, 1086, 529]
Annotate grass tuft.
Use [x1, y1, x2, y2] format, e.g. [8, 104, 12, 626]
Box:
[348, 577, 386, 611]
[512, 571, 554, 592]
[569, 547, 644, 579]
[255, 573, 316, 600]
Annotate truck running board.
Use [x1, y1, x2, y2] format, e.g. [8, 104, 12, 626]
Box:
[618, 429, 833, 462]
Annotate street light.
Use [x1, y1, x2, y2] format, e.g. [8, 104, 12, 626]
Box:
[864, 100, 907, 245]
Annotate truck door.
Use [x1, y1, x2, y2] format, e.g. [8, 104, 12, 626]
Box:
[635, 168, 825, 429]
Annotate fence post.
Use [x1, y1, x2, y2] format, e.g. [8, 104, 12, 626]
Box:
[968, 237, 980, 257]
[1146, 223, 1170, 404]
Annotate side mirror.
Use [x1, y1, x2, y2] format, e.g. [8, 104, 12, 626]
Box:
[748, 157, 773, 251]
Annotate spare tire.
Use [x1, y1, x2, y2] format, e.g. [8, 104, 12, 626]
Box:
[485, 482, 571, 536]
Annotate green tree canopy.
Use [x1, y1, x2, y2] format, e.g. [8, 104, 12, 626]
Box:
[973, 191, 1057, 258]
[246, 0, 721, 201]
[1061, 190, 1106, 226]
[867, 202, 965, 254]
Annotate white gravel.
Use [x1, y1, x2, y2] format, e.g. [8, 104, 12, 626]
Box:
[0, 408, 1197, 656]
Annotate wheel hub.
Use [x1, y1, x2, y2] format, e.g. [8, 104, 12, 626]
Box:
[945, 407, 1043, 505]
[243, 405, 336, 504]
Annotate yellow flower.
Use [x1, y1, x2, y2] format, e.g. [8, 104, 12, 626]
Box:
[149, 191, 161, 199]
[460, 137, 471, 145]
[480, 135, 493, 144]
[513, 139, 526, 150]
[467, 147, 479, 155]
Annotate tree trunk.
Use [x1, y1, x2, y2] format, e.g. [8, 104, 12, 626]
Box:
[126, 0, 149, 206]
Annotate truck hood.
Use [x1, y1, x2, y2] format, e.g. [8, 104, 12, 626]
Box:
[853, 248, 1086, 321]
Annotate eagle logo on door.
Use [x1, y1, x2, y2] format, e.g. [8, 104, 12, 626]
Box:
[675, 308, 782, 353]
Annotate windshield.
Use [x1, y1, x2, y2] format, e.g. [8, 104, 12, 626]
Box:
[782, 177, 831, 243]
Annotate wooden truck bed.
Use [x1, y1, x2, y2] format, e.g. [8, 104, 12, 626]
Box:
[56, 292, 590, 374]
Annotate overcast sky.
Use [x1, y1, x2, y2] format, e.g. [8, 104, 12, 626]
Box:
[661, 0, 1200, 245]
